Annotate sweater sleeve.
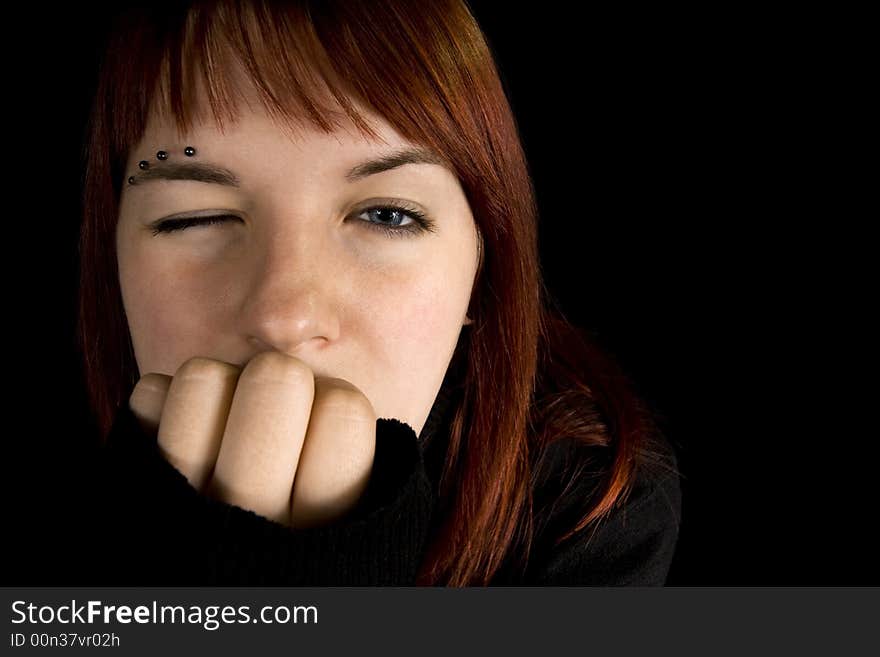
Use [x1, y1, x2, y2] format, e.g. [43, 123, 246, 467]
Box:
[518, 436, 682, 586]
[89, 402, 434, 586]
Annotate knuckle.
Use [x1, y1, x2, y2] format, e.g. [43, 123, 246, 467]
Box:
[314, 378, 375, 420]
[175, 356, 240, 384]
[133, 372, 172, 396]
[242, 351, 313, 386]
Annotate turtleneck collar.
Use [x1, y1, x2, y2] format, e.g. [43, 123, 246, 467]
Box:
[418, 371, 459, 446]
[417, 329, 469, 489]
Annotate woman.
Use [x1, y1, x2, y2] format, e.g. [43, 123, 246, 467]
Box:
[76, 0, 680, 585]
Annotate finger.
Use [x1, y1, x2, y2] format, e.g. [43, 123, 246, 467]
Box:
[290, 377, 376, 529]
[157, 357, 240, 491]
[129, 373, 172, 436]
[208, 352, 314, 525]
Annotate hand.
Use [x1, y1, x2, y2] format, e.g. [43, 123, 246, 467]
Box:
[127, 352, 377, 529]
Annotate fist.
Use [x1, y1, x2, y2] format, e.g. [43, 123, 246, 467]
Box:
[127, 352, 377, 529]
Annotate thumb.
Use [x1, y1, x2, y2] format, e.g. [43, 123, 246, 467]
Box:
[129, 373, 172, 436]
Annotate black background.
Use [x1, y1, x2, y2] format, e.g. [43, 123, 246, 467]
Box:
[3, 3, 871, 584]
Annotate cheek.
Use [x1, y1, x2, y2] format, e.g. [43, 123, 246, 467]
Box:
[364, 232, 475, 341]
[356, 238, 476, 376]
[120, 256, 224, 375]
[358, 269, 467, 425]
[365, 272, 462, 351]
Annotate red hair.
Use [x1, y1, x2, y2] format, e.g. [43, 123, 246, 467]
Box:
[78, 0, 667, 585]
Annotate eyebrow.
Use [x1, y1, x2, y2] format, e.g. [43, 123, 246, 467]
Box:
[126, 147, 446, 188]
[128, 162, 241, 187]
[344, 147, 447, 182]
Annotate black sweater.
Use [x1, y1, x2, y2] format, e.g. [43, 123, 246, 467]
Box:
[47, 371, 681, 586]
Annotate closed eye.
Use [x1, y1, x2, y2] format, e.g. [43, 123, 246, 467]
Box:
[149, 214, 238, 235]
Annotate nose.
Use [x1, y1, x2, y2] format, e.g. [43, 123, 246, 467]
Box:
[238, 230, 342, 356]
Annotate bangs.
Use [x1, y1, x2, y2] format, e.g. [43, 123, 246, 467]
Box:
[146, 2, 381, 143]
[98, 0, 491, 196]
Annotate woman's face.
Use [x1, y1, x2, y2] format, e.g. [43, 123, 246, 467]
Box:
[116, 91, 480, 436]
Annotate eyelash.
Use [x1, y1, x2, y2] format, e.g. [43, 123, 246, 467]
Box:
[150, 202, 436, 239]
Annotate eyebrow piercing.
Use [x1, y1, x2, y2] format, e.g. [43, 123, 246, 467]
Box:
[127, 146, 198, 184]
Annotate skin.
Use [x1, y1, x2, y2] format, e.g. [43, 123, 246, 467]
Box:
[115, 82, 480, 528]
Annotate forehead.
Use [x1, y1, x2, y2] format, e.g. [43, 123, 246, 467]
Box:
[133, 107, 405, 168]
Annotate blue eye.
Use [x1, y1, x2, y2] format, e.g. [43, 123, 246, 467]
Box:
[355, 203, 436, 238]
[150, 202, 436, 238]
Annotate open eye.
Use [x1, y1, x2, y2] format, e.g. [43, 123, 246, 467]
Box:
[355, 203, 436, 238]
